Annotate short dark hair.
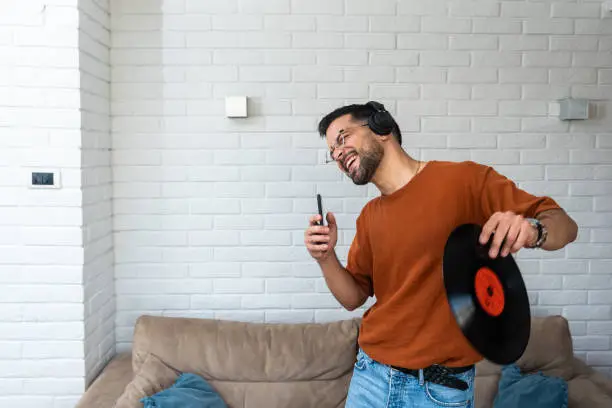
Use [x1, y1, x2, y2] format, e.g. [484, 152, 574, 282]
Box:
[317, 103, 402, 145]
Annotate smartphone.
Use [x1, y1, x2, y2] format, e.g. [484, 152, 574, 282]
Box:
[317, 194, 325, 226]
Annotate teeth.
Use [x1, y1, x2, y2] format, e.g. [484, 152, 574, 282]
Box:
[346, 155, 356, 169]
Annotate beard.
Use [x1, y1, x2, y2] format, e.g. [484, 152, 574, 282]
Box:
[342, 141, 384, 185]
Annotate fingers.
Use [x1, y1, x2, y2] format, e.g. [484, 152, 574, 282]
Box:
[306, 234, 329, 245]
[483, 212, 533, 258]
[306, 212, 337, 259]
[307, 241, 329, 252]
[326, 212, 336, 226]
[309, 212, 337, 228]
[305, 224, 329, 236]
[305, 236, 329, 255]
[305, 215, 331, 256]
[489, 218, 510, 258]
[510, 226, 529, 254]
[500, 216, 523, 257]
[479, 212, 500, 245]
[309, 214, 323, 226]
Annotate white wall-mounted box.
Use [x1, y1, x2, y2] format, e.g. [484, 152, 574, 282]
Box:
[559, 98, 590, 121]
[225, 96, 248, 118]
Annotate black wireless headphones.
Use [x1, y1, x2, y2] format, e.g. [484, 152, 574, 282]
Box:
[365, 101, 394, 136]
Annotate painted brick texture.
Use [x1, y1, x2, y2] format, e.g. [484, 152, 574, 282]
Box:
[0, 0, 112, 406]
[2, 1, 612, 406]
[110, 0, 612, 378]
[79, 0, 114, 391]
[0, 2, 85, 407]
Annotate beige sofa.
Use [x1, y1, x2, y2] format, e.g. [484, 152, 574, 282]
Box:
[76, 314, 612, 408]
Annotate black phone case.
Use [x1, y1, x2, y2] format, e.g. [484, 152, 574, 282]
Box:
[317, 194, 324, 226]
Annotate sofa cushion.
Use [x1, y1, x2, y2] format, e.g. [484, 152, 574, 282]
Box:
[473, 315, 576, 408]
[492, 364, 568, 408]
[207, 376, 353, 408]
[130, 315, 360, 408]
[515, 315, 575, 380]
[474, 375, 500, 408]
[115, 352, 180, 408]
[475, 316, 575, 379]
[141, 373, 228, 408]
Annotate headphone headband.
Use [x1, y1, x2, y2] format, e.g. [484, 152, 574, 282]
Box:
[366, 101, 386, 113]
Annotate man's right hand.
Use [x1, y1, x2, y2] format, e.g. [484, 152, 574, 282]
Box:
[304, 212, 338, 262]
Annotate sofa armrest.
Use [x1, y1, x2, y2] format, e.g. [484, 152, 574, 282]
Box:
[568, 377, 612, 408]
[570, 357, 612, 396]
[567, 357, 612, 408]
[76, 352, 133, 408]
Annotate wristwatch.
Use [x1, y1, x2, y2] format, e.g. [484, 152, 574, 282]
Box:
[525, 218, 547, 248]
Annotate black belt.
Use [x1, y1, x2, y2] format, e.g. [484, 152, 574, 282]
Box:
[390, 364, 473, 391]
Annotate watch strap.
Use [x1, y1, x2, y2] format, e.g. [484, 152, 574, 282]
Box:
[526, 218, 546, 248]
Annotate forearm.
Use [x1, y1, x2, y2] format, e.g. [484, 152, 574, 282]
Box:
[318, 253, 368, 311]
[535, 208, 578, 251]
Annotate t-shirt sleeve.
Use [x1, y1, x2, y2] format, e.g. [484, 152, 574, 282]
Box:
[476, 164, 562, 222]
[346, 210, 374, 298]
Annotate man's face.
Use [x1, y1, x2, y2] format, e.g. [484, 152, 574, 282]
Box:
[325, 114, 384, 185]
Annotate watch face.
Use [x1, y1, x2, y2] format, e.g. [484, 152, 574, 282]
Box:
[537, 226, 548, 248]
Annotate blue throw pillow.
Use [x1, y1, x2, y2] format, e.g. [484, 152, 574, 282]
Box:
[140, 372, 227, 408]
[493, 364, 568, 408]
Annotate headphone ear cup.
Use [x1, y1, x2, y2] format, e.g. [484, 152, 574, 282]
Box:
[366, 101, 394, 136]
[368, 114, 385, 135]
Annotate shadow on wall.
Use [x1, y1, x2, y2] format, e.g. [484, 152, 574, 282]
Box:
[111, 0, 165, 356]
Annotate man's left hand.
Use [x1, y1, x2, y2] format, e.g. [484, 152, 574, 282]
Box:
[479, 211, 538, 258]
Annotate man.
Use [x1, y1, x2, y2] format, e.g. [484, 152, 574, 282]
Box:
[303, 101, 578, 407]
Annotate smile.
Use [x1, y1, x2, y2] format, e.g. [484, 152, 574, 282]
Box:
[344, 154, 357, 171]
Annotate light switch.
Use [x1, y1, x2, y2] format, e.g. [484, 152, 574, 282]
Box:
[29, 169, 61, 188]
[225, 96, 248, 118]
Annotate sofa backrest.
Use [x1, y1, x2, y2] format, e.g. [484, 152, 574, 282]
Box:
[476, 315, 575, 380]
[517, 315, 575, 377]
[131, 315, 360, 408]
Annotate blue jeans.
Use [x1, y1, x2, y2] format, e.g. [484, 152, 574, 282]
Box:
[345, 348, 475, 408]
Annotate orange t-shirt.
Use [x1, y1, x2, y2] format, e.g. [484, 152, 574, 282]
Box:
[346, 160, 561, 369]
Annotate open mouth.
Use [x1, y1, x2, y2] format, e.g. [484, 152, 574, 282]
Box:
[344, 154, 358, 172]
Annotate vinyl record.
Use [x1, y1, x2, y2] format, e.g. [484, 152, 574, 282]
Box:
[442, 223, 531, 365]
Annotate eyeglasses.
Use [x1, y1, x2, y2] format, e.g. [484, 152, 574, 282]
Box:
[325, 123, 368, 163]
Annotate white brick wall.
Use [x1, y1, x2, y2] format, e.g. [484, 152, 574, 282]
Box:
[79, 0, 114, 389]
[0, 1, 86, 407]
[0, 0, 113, 406]
[2, 1, 612, 405]
[109, 0, 612, 377]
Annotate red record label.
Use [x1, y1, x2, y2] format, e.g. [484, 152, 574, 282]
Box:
[474, 267, 505, 316]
